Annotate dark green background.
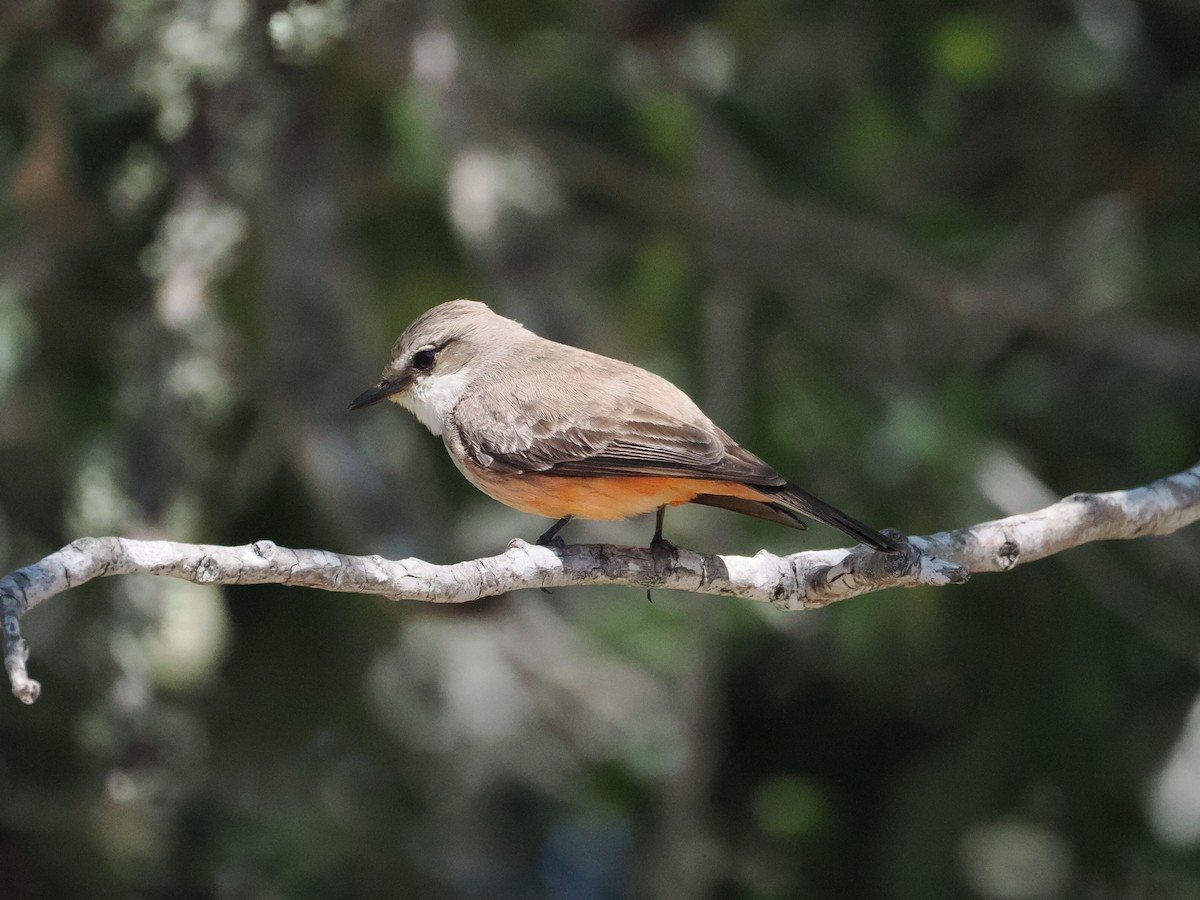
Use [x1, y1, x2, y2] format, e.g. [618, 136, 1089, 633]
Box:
[1, 0, 1199, 897]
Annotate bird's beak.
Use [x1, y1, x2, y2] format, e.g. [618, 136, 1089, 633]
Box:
[349, 378, 404, 410]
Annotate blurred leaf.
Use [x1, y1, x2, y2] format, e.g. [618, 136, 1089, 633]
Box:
[930, 13, 1006, 89]
[752, 774, 832, 839]
[829, 92, 906, 190]
[1040, 26, 1125, 96]
[1130, 409, 1192, 474]
[385, 86, 444, 189]
[633, 90, 696, 171]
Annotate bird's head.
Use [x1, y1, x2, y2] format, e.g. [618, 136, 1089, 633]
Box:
[349, 299, 525, 435]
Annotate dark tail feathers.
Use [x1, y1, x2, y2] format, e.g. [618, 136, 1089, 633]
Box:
[766, 483, 900, 552]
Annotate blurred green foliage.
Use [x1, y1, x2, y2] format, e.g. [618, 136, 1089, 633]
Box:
[0, 0, 1199, 898]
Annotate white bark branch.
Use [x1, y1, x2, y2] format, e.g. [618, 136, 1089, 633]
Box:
[3, 462, 1198, 705]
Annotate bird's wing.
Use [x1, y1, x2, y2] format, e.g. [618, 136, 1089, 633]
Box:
[451, 359, 783, 486]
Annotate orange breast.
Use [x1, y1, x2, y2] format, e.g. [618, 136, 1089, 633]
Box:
[461, 466, 767, 521]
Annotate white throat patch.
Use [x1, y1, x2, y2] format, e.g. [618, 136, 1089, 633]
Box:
[393, 369, 471, 435]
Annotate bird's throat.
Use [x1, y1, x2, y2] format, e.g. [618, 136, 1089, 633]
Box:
[395, 369, 471, 435]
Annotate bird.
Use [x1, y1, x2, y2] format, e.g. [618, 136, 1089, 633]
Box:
[350, 300, 899, 552]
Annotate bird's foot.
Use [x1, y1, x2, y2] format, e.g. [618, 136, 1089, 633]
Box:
[649, 534, 677, 554]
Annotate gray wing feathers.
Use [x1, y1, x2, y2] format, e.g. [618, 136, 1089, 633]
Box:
[451, 344, 782, 485]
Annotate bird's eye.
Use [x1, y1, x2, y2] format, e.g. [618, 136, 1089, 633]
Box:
[412, 348, 436, 372]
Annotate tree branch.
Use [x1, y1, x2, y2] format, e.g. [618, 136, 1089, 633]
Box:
[3, 462, 1198, 705]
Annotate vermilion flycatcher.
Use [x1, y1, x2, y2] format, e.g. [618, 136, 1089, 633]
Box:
[350, 300, 899, 552]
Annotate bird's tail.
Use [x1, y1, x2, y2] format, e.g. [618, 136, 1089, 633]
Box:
[765, 483, 900, 552]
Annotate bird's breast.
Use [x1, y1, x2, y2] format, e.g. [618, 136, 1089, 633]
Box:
[451, 454, 765, 521]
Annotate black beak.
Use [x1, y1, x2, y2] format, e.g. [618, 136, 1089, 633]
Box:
[349, 380, 402, 410]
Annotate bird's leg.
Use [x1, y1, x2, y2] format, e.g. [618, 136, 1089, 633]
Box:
[647, 505, 675, 603]
[651, 505, 669, 547]
[536, 515, 573, 546]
